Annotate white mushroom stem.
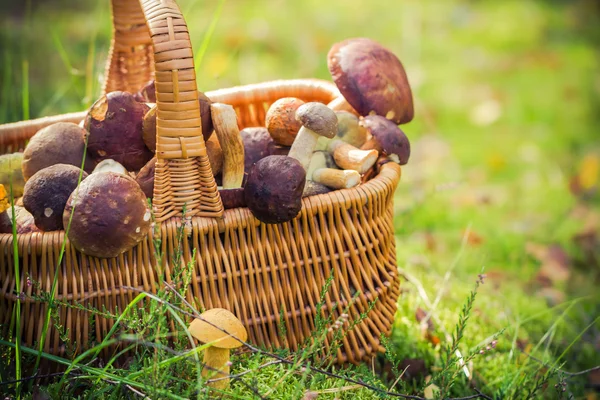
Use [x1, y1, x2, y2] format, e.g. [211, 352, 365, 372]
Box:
[203, 347, 231, 390]
[327, 97, 359, 116]
[328, 140, 378, 174]
[306, 151, 336, 181]
[210, 103, 245, 189]
[312, 168, 360, 189]
[92, 159, 127, 175]
[288, 126, 321, 171]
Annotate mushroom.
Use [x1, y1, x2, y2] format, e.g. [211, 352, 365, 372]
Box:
[23, 164, 88, 231]
[135, 157, 156, 200]
[302, 181, 332, 197]
[287, 102, 337, 171]
[93, 159, 127, 175]
[306, 151, 336, 180]
[210, 103, 245, 189]
[0, 205, 39, 234]
[244, 155, 306, 224]
[0, 152, 26, 198]
[320, 138, 378, 174]
[22, 122, 95, 181]
[359, 115, 411, 165]
[219, 188, 246, 210]
[334, 111, 368, 148]
[265, 97, 305, 146]
[142, 105, 157, 152]
[206, 134, 224, 177]
[240, 127, 277, 174]
[85, 91, 153, 171]
[328, 38, 414, 124]
[133, 80, 156, 103]
[312, 168, 361, 190]
[188, 308, 247, 390]
[63, 172, 151, 258]
[198, 91, 215, 141]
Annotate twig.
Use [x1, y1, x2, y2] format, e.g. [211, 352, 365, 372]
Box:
[124, 383, 152, 399]
[522, 350, 600, 377]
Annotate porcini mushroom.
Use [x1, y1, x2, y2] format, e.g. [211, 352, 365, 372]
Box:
[244, 155, 306, 224]
[206, 134, 224, 177]
[210, 103, 245, 189]
[135, 157, 156, 200]
[63, 172, 151, 258]
[265, 97, 305, 146]
[312, 168, 361, 190]
[240, 127, 276, 173]
[328, 38, 414, 124]
[306, 151, 336, 180]
[302, 181, 332, 197]
[133, 80, 156, 103]
[22, 122, 95, 181]
[85, 91, 153, 171]
[288, 102, 337, 171]
[0, 204, 39, 234]
[188, 308, 247, 390]
[335, 111, 368, 148]
[23, 164, 88, 231]
[0, 152, 26, 197]
[92, 159, 127, 175]
[359, 115, 411, 165]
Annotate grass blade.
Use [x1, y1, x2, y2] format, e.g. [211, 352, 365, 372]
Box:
[193, 0, 225, 75]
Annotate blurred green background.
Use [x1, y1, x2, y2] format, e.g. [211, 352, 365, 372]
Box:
[1, 0, 599, 396]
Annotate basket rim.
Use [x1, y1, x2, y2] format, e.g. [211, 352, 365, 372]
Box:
[0, 162, 401, 245]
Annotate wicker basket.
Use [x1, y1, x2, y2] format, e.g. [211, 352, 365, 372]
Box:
[0, 0, 402, 365]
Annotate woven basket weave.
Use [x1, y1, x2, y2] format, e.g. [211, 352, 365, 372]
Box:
[0, 0, 402, 365]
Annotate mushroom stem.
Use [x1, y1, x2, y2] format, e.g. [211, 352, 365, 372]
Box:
[210, 103, 245, 189]
[360, 137, 381, 152]
[203, 347, 231, 390]
[312, 168, 360, 189]
[328, 140, 378, 174]
[306, 151, 336, 181]
[327, 97, 359, 116]
[287, 126, 320, 171]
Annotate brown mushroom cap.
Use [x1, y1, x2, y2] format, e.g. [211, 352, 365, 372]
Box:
[240, 127, 277, 173]
[265, 97, 305, 146]
[133, 80, 156, 103]
[22, 122, 95, 181]
[23, 164, 88, 231]
[63, 172, 151, 258]
[198, 91, 215, 141]
[295, 103, 338, 139]
[0, 205, 39, 234]
[188, 308, 247, 349]
[85, 91, 152, 171]
[135, 157, 156, 199]
[244, 155, 306, 224]
[360, 115, 410, 165]
[327, 38, 414, 124]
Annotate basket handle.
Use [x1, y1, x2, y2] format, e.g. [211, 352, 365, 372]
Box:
[108, 0, 223, 221]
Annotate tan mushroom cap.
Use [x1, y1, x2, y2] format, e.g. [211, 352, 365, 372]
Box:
[189, 308, 247, 349]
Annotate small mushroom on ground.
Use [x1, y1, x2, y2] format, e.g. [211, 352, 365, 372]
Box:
[265, 97, 305, 146]
[0, 152, 26, 198]
[288, 102, 337, 171]
[85, 91, 153, 171]
[359, 115, 411, 165]
[328, 37, 414, 124]
[135, 157, 156, 200]
[244, 155, 306, 224]
[188, 308, 247, 390]
[312, 168, 361, 190]
[210, 103, 245, 189]
[22, 122, 95, 181]
[63, 172, 151, 258]
[23, 164, 88, 231]
[93, 159, 127, 175]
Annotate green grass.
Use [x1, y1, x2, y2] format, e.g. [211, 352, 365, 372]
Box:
[1, 0, 599, 398]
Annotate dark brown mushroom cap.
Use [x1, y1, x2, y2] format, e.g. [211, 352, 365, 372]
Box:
[295, 103, 337, 139]
[64, 172, 151, 258]
[198, 91, 214, 141]
[327, 38, 414, 125]
[23, 164, 88, 231]
[133, 80, 156, 103]
[85, 91, 152, 171]
[240, 127, 278, 173]
[22, 122, 95, 181]
[0, 205, 39, 234]
[360, 115, 411, 165]
[135, 157, 156, 199]
[244, 156, 306, 224]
